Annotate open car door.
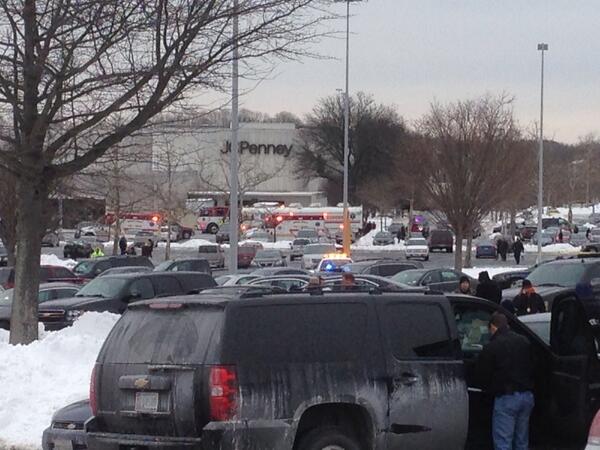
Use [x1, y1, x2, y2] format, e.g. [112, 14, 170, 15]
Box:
[549, 295, 600, 441]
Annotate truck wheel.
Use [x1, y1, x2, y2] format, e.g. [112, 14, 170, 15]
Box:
[297, 426, 361, 450]
[207, 223, 219, 234]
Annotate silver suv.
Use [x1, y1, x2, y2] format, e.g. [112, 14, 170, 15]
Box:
[198, 245, 225, 269]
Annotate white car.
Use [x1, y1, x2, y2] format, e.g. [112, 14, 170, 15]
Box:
[160, 226, 179, 242]
[301, 243, 337, 270]
[405, 237, 429, 261]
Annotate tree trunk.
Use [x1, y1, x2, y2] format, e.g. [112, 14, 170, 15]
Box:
[509, 209, 516, 240]
[165, 217, 171, 261]
[10, 178, 47, 344]
[464, 232, 473, 269]
[112, 215, 121, 256]
[454, 229, 463, 271]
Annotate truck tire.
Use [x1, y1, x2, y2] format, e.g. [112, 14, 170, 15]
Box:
[297, 426, 361, 450]
[207, 223, 219, 234]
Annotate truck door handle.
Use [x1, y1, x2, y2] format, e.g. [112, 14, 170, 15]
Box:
[396, 373, 419, 386]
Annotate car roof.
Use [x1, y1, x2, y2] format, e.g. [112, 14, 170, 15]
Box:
[39, 282, 80, 289]
[544, 257, 600, 266]
[98, 271, 210, 280]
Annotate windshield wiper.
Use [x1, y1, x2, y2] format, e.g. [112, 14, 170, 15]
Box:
[75, 294, 105, 298]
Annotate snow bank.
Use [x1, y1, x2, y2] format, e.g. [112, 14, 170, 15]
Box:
[0, 312, 120, 448]
[523, 243, 580, 255]
[463, 267, 522, 279]
[353, 229, 405, 250]
[40, 254, 77, 269]
[167, 238, 217, 249]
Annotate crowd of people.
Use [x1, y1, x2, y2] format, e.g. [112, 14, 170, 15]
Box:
[89, 236, 155, 259]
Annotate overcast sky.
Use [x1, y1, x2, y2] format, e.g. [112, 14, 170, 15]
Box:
[233, 0, 600, 143]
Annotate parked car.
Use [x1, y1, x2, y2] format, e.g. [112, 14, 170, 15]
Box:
[301, 243, 337, 270]
[154, 258, 211, 275]
[290, 238, 311, 260]
[386, 222, 403, 235]
[342, 259, 423, 277]
[42, 399, 90, 450]
[97, 266, 153, 277]
[316, 256, 353, 273]
[372, 231, 395, 246]
[542, 217, 570, 230]
[247, 275, 312, 292]
[492, 268, 531, 290]
[518, 226, 539, 241]
[392, 268, 475, 292]
[238, 244, 261, 269]
[133, 231, 158, 247]
[198, 244, 225, 269]
[252, 249, 286, 267]
[86, 289, 599, 448]
[475, 241, 498, 259]
[216, 223, 231, 244]
[243, 229, 274, 243]
[159, 225, 178, 242]
[250, 267, 310, 277]
[37, 272, 216, 330]
[501, 257, 600, 309]
[0, 265, 84, 290]
[532, 231, 555, 246]
[72, 256, 154, 280]
[0, 242, 8, 267]
[405, 237, 429, 261]
[42, 231, 60, 247]
[571, 232, 590, 248]
[214, 274, 260, 286]
[428, 229, 453, 253]
[63, 240, 93, 259]
[0, 282, 80, 330]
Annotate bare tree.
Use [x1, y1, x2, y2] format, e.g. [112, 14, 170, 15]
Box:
[404, 94, 525, 271]
[0, 0, 328, 344]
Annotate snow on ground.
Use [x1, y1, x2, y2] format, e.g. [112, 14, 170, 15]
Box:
[353, 228, 406, 250]
[523, 243, 580, 255]
[462, 266, 522, 279]
[221, 240, 293, 250]
[0, 312, 119, 448]
[40, 254, 77, 269]
[165, 238, 218, 249]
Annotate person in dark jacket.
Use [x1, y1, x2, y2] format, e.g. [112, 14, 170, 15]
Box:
[513, 238, 525, 265]
[512, 280, 546, 316]
[475, 271, 502, 304]
[399, 225, 407, 241]
[497, 238, 509, 262]
[476, 313, 534, 450]
[558, 229, 564, 243]
[118, 236, 127, 255]
[456, 275, 473, 295]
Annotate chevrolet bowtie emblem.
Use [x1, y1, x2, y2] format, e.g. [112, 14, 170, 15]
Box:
[134, 378, 150, 389]
[67, 423, 76, 430]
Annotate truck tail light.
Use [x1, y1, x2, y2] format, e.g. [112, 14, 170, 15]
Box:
[90, 364, 98, 416]
[209, 365, 238, 421]
[589, 411, 600, 445]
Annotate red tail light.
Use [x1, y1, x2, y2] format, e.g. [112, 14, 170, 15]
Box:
[589, 411, 600, 444]
[90, 364, 98, 416]
[4, 282, 14, 289]
[209, 366, 238, 421]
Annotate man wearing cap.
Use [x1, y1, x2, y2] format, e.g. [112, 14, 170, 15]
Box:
[512, 280, 546, 316]
[477, 312, 535, 450]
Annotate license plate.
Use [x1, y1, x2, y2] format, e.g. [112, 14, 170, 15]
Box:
[135, 391, 159, 413]
[54, 439, 73, 450]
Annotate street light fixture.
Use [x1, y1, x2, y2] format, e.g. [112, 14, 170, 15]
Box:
[536, 43, 548, 264]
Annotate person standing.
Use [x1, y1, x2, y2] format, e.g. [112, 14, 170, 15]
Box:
[497, 237, 508, 262]
[475, 271, 502, 304]
[476, 313, 535, 450]
[586, 228, 592, 240]
[91, 246, 104, 258]
[148, 239, 154, 258]
[513, 238, 525, 265]
[558, 229, 564, 243]
[118, 236, 127, 255]
[512, 280, 546, 316]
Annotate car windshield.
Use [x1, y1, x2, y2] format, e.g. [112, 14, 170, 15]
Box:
[527, 263, 587, 288]
[73, 261, 95, 275]
[293, 239, 310, 245]
[304, 244, 335, 254]
[297, 230, 317, 238]
[256, 250, 280, 258]
[375, 232, 391, 238]
[136, 232, 152, 237]
[75, 277, 128, 298]
[153, 261, 174, 271]
[407, 239, 427, 246]
[198, 246, 218, 254]
[391, 270, 425, 286]
[521, 318, 550, 344]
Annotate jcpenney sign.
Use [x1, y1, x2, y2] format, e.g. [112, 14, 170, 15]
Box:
[221, 140, 293, 158]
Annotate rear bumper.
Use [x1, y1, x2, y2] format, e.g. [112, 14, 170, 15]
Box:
[42, 426, 87, 450]
[88, 419, 292, 450]
[42, 320, 72, 331]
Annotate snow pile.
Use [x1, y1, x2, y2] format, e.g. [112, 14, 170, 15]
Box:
[353, 228, 405, 250]
[0, 312, 120, 448]
[220, 240, 293, 250]
[523, 243, 579, 255]
[167, 238, 217, 249]
[40, 254, 77, 269]
[463, 267, 522, 279]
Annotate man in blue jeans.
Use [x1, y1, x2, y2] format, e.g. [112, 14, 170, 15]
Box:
[477, 312, 535, 450]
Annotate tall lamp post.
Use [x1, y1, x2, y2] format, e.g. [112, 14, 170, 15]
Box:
[229, 0, 240, 273]
[338, 0, 364, 256]
[536, 43, 548, 264]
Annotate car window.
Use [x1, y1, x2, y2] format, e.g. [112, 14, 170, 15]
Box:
[38, 290, 55, 303]
[423, 271, 441, 285]
[527, 263, 587, 287]
[383, 302, 455, 359]
[128, 278, 155, 300]
[441, 270, 460, 282]
[52, 267, 76, 278]
[377, 264, 405, 277]
[39, 267, 50, 281]
[53, 288, 79, 300]
[198, 246, 218, 254]
[273, 279, 307, 291]
[225, 303, 367, 363]
[454, 305, 493, 357]
[152, 276, 182, 297]
[95, 261, 112, 274]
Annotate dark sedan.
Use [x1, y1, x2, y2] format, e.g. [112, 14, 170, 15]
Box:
[63, 240, 92, 259]
[42, 399, 90, 450]
[392, 268, 476, 292]
[475, 241, 498, 259]
[372, 231, 395, 246]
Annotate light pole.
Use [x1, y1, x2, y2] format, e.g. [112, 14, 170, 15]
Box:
[536, 43, 548, 264]
[229, 0, 240, 273]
